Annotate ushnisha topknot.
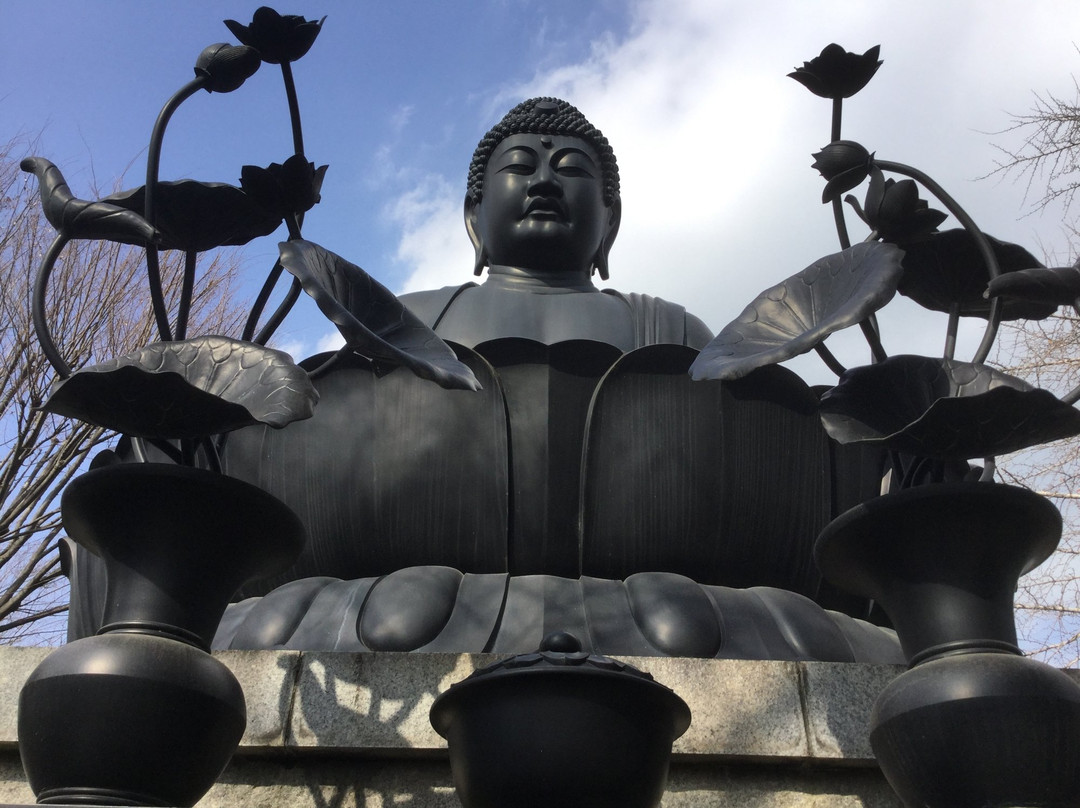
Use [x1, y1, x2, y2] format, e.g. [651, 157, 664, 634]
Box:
[466, 97, 620, 207]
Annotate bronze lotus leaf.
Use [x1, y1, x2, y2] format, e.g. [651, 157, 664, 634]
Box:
[104, 181, 282, 252]
[812, 140, 874, 203]
[240, 155, 328, 219]
[277, 239, 481, 391]
[986, 264, 1080, 307]
[690, 241, 904, 381]
[819, 355, 1080, 459]
[789, 44, 882, 100]
[20, 158, 160, 246]
[194, 43, 262, 94]
[41, 336, 319, 439]
[897, 229, 1056, 321]
[225, 7, 325, 65]
[848, 167, 947, 244]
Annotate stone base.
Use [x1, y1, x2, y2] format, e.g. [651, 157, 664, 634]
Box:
[0, 648, 949, 807]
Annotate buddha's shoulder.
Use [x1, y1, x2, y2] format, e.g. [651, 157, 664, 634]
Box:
[399, 284, 476, 327]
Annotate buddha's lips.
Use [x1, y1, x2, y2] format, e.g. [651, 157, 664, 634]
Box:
[524, 198, 566, 219]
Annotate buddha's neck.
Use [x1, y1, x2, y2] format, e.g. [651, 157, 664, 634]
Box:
[485, 265, 598, 294]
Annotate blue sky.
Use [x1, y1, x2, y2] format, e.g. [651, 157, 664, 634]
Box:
[5, 0, 1079, 377]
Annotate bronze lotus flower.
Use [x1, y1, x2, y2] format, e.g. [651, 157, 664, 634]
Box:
[812, 140, 874, 203]
[225, 7, 325, 65]
[789, 44, 882, 100]
[241, 154, 328, 219]
[849, 168, 947, 244]
[194, 43, 261, 94]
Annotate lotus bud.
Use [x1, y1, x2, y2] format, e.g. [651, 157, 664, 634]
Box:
[194, 43, 261, 93]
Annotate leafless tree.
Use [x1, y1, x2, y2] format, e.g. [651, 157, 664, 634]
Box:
[0, 137, 246, 644]
[993, 312, 1080, 666]
[989, 69, 1080, 230]
[982, 65, 1080, 666]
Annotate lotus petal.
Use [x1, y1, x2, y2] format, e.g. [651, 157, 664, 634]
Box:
[225, 8, 325, 65]
[42, 336, 318, 438]
[897, 229, 1055, 320]
[788, 44, 882, 100]
[985, 264, 1080, 308]
[104, 181, 282, 251]
[819, 355, 1080, 458]
[277, 239, 480, 391]
[690, 241, 904, 381]
[855, 168, 948, 243]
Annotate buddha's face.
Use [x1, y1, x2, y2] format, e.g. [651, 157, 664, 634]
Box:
[469, 133, 616, 275]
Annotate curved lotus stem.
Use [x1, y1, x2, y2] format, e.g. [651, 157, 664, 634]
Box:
[280, 65, 309, 238]
[144, 76, 209, 340]
[814, 342, 847, 377]
[307, 345, 353, 381]
[175, 250, 197, 341]
[243, 262, 285, 341]
[943, 301, 961, 361]
[244, 213, 305, 344]
[824, 101, 886, 362]
[874, 159, 1003, 365]
[253, 276, 302, 345]
[243, 261, 304, 345]
[858, 315, 887, 363]
[829, 98, 852, 251]
[32, 233, 74, 378]
[281, 61, 305, 158]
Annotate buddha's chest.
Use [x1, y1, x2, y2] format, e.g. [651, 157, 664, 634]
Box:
[430, 288, 638, 351]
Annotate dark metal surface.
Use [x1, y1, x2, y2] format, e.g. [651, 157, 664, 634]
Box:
[582, 346, 830, 593]
[815, 482, 1060, 663]
[19, 633, 245, 807]
[222, 348, 509, 592]
[816, 481, 1080, 807]
[870, 652, 1080, 808]
[430, 633, 690, 808]
[22, 463, 306, 807]
[213, 567, 903, 663]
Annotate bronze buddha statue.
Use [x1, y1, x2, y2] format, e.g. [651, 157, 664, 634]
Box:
[68, 98, 899, 663]
[399, 98, 711, 352]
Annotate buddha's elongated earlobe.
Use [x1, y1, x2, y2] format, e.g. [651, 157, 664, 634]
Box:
[464, 198, 487, 276]
[593, 199, 621, 281]
[593, 248, 609, 281]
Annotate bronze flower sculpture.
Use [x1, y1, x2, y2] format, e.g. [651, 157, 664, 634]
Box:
[23, 7, 478, 470]
[693, 43, 1080, 488]
[727, 46, 1080, 808]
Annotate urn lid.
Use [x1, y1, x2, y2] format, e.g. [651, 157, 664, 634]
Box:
[460, 630, 660, 679]
[430, 631, 691, 739]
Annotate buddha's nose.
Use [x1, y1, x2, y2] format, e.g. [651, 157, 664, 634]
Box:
[528, 163, 562, 196]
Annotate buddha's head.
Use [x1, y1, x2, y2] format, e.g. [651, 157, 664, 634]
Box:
[465, 98, 621, 280]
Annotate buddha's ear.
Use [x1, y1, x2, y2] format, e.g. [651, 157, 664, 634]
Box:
[593, 198, 622, 281]
[464, 198, 487, 276]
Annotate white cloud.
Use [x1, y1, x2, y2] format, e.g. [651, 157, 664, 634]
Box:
[316, 330, 346, 354]
[389, 175, 475, 294]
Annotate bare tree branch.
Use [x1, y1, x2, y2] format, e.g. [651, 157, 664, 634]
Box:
[986, 66, 1080, 219]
